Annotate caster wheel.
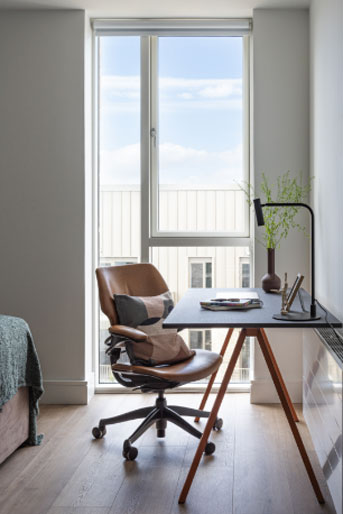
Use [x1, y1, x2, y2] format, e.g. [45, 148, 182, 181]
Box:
[213, 418, 223, 431]
[92, 426, 106, 439]
[157, 429, 165, 438]
[204, 441, 216, 455]
[122, 445, 138, 461]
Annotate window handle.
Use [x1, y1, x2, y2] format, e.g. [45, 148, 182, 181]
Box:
[150, 127, 157, 147]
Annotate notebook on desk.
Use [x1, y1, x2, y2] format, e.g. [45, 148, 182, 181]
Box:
[200, 291, 262, 311]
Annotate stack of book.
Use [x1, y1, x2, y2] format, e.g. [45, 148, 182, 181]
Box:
[200, 292, 262, 311]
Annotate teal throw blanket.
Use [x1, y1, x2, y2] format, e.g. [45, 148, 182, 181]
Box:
[0, 315, 44, 445]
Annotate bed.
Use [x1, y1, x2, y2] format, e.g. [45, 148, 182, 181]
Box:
[0, 315, 43, 464]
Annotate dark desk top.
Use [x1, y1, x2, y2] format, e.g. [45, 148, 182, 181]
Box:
[163, 288, 342, 329]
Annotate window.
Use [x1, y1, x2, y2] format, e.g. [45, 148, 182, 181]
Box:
[189, 258, 212, 288]
[152, 36, 249, 238]
[240, 257, 250, 287]
[190, 330, 212, 351]
[98, 38, 141, 267]
[95, 20, 251, 387]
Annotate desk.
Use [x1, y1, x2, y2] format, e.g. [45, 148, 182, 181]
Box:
[163, 288, 342, 505]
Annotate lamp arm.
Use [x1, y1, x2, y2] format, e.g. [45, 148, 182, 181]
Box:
[262, 202, 316, 317]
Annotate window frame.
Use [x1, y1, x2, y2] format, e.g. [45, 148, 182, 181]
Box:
[148, 35, 250, 243]
[93, 20, 253, 393]
[93, 23, 251, 262]
[145, 34, 251, 256]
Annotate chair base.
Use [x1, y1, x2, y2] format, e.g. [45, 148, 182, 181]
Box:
[92, 391, 221, 460]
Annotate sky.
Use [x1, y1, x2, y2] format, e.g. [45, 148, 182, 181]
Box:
[99, 36, 243, 186]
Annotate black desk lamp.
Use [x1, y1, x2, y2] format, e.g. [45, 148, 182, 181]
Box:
[253, 198, 320, 321]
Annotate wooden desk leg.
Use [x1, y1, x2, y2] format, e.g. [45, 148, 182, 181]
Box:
[178, 329, 247, 504]
[194, 327, 234, 422]
[259, 328, 299, 423]
[256, 329, 325, 504]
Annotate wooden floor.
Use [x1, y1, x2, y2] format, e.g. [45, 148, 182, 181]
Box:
[0, 393, 336, 514]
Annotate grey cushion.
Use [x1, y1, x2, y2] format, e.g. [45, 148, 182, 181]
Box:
[114, 291, 195, 366]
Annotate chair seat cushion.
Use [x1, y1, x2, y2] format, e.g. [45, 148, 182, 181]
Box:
[114, 291, 195, 366]
[113, 349, 222, 384]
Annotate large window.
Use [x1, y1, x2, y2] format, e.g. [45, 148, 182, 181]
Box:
[95, 20, 251, 387]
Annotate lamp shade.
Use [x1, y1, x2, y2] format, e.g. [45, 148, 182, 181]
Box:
[253, 198, 265, 226]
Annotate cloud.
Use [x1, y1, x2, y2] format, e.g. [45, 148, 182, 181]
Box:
[159, 77, 242, 99]
[159, 142, 243, 185]
[100, 75, 242, 111]
[101, 75, 140, 100]
[100, 142, 243, 186]
[100, 143, 140, 184]
[198, 82, 241, 98]
[178, 92, 193, 100]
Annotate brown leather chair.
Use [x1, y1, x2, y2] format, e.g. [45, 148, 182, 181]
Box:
[93, 263, 223, 460]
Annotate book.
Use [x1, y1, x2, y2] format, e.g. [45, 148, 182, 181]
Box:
[200, 297, 262, 311]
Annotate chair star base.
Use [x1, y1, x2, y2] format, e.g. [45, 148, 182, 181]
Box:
[92, 390, 221, 461]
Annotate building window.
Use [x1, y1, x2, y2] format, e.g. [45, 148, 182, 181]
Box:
[189, 259, 213, 288]
[240, 258, 250, 287]
[189, 330, 212, 351]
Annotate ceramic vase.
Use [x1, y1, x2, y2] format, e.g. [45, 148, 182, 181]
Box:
[261, 248, 281, 292]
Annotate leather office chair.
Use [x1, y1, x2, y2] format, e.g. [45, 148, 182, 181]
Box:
[93, 263, 223, 460]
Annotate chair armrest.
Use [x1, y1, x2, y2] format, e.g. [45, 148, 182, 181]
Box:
[109, 325, 148, 342]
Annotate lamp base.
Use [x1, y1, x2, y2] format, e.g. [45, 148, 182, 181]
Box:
[273, 311, 321, 322]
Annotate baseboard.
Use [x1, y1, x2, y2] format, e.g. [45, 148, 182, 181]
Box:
[250, 378, 303, 404]
[41, 379, 89, 404]
[41, 378, 302, 404]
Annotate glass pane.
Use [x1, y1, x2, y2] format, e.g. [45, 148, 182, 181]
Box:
[151, 246, 251, 383]
[190, 262, 204, 288]
[157, 37, 245, 233]
[205, 262, 212, 288]
[98, 36, 141, 384]
[242, 262, 250, 287]
[190, 331, 203, 350]
[99, 36, 141, 264]
[204, 330, 212, 351]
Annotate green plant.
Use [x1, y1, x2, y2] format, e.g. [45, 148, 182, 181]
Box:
[240, 171, 313, 249]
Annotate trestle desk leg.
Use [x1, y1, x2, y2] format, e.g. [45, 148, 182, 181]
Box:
[179, 329, 247, 504]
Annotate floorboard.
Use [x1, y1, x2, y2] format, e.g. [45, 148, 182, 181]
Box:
[0, 393, 337, 514]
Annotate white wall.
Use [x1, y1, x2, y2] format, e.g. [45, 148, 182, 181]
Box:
[306, 2, 343, 511]
[0, 11, 88, 403]
[310, 0, 343, 322]
[252, 9, 310, 402]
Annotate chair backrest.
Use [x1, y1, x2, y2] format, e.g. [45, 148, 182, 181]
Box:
[95, 263, 169, 325]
